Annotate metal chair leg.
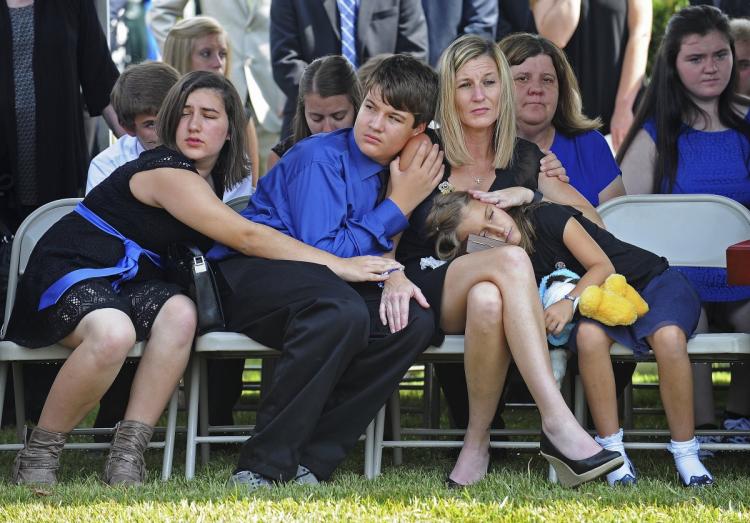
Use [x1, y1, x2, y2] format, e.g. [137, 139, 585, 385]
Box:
[574, 375, 586, 426]
[199, 357, 210, 466]
[185, 356, 201, 479]
[373, 405, 386, 477]
[389, 391, 403, 465]
[429, 364, 441, 429]
[11, 361, 24, 442]
[364, 418, 374, 479]
[161, 387, 179, 481]
[0, 362, 7, 430]
[623, 382, 634, 430]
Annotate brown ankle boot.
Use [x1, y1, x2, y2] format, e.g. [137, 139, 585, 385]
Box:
[12, 426, 68, 485]
[103, 420, 154, 486]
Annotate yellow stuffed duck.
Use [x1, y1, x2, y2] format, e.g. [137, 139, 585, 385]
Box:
[539, 270, 650, 340]
[579, 274, 649, 326]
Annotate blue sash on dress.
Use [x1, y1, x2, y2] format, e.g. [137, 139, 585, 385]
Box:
[37, 203, 162, 310]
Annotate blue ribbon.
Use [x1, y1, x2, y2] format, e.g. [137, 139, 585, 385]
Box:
[37, 203, 162, 311]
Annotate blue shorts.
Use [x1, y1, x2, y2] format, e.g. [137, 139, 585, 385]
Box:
[568, 268, 701, 359]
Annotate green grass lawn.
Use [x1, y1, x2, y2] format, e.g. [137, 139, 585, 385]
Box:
[0, 364, 748, 522]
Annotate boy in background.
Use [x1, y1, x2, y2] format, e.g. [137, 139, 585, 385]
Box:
[86, 62, 180, 193]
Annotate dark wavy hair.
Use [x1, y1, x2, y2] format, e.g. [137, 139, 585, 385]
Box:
[616, 5, 750, 193]
[157, 71, 250, 194]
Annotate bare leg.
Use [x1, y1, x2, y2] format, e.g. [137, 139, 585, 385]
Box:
[448, 282, 511, 485]
[575, 322, 619, 437]
[441, 247, 601, 461]
[648, 326, 695, 441]
[124, 295, 196, 426]
[38, 309, 136, 433]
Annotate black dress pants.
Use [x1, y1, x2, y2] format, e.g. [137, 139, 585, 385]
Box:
[216, 257, 434, 482]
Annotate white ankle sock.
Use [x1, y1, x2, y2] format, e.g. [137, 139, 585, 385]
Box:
[595, 428, 636, 486]
[668, 437, 713, 486]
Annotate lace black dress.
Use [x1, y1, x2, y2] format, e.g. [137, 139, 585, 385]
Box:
[396, 137, 543, 344]
[6, 147, 215, 348]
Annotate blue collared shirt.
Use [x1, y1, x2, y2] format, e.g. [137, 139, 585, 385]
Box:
[207, 128, 408, 260]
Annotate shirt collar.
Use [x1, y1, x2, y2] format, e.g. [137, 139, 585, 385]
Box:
[347, 129, 385, 181]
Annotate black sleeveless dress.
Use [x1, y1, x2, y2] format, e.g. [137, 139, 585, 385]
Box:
[6, 147, 215, 347]
[396, 138, 543, 344]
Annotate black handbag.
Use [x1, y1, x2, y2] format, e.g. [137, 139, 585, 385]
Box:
[166, 243, 225, 334]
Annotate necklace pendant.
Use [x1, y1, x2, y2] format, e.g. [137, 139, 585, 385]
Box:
[474, 177, 483, 186]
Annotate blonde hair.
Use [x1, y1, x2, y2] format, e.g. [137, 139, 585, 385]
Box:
[436, 34, 516, 169]
[162, 16, 230, 76]
[730, 18, 750, 44]
[499, 32, 600, 135]
[426, 191, 541, 260]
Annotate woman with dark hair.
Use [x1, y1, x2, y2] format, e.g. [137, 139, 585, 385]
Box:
[618, 5, 750, 447]
[499, 32, 625, 206]
[266, 55, 362, 171]
[7, 71, 393, 487]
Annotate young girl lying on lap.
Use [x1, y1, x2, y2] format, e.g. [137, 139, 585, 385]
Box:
[426, 192, 713, 488]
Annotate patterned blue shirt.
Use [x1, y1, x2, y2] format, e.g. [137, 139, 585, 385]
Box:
[207, 128, 408, 260]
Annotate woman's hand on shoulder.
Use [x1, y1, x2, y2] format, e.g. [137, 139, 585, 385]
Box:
[469, 186, 534, 209]
[379, 270, 430, 333]
[539, 150, 569, 183]
[331, 256, 403, 283]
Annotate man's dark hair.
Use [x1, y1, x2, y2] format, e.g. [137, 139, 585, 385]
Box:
[363, 54, 437, 127]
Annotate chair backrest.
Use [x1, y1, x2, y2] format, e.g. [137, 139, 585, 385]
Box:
[597, 194, 750, 268]
[226, 195, 250, 213]
[1, 198, 81, 337]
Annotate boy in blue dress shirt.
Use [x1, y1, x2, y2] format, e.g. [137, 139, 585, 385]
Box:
[208, 55, 443, 490]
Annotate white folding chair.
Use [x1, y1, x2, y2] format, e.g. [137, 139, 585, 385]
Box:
[0, 199, 179, 480]
[574, 194, 750, 452]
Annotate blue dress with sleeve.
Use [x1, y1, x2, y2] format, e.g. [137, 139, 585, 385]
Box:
[642, 112, 750, 302]
[550, 129, 620, 207]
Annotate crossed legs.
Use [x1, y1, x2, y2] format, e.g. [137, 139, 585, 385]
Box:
[441, 246, 601, 485]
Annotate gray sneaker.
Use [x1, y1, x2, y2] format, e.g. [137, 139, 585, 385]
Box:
[294, 465, 319, 485]
[227, 470, 273, 492]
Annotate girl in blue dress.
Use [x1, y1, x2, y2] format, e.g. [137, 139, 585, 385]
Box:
[618, 5, 750, 451]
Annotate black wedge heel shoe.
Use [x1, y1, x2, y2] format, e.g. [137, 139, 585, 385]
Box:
[539, 433, 624, 488]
